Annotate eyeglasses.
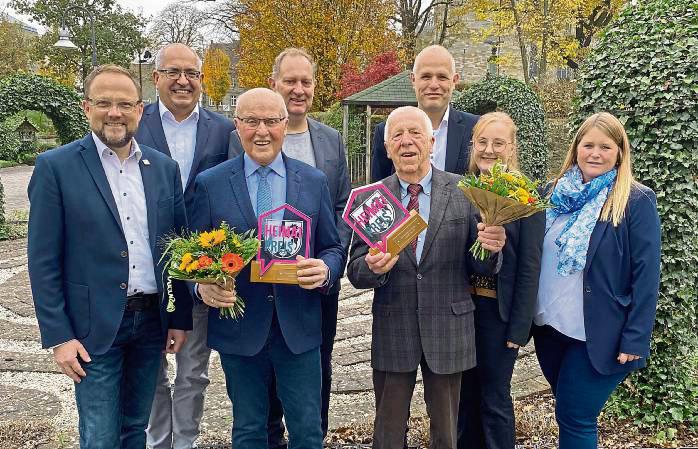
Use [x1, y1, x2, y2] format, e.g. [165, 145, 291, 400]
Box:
[157, 69, 202, 80]
[473, 139, 512, 152]
[87, 98, 141, 113]
[235, 116, 287, 129]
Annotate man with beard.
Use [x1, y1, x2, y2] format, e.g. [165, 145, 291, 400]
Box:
[27, 64, 191, 449]
[136, 43, 234, 449]
[228, 48, 351, 447]
[371, 45, 479, 182]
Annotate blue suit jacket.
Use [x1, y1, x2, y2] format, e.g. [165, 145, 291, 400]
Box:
[581, 184, 661, 375]
[189, 154, 345, 356]
[228, 117, 352, 294]
[135, 103, 234, 214]
[27, 134, 191, 355]
[371, 108, 479, 182]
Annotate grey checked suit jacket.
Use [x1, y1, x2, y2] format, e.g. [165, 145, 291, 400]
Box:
[347, 169, 499, 374]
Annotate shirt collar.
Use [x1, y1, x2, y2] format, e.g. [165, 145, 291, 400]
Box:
[243, 151, 286, 179]
[92, 132, 141, 161]
[435, 106, 450, 134]
[398, 167, 433, 199]
[158, 99, 199, 124]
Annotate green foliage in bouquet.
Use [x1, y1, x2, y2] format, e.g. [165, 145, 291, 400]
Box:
[572, 0, 698, 432]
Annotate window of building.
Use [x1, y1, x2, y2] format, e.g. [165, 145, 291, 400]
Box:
[230, 96, 237, 106]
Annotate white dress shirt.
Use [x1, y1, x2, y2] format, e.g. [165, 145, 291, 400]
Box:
[93, 132, 157, 296]
[534, 213, 586, 340]
[430, 106, 450, 171]
[159, 100, 199, 188]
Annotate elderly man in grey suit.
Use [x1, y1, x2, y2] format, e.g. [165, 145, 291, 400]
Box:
[347, 106, 506, 449]
[229, 48, 351, 447]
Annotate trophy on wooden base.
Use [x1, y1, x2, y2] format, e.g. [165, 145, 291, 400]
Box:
[343, 183, 427, 256]
[250, 204, 311, 284]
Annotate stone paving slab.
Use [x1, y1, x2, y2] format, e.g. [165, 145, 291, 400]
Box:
[0, 319, 40, 341]
[0, 351, 59, 374]
[2, 269, 35, 318]
[0, 384, 61, 421]
[0, 165, 33, 214]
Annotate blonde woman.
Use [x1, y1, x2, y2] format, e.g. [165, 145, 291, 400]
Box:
[532, 112, 661, 449]
[457, 112, 545, 449]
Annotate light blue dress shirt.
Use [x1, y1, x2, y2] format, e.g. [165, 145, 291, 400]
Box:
[398, 168, 432, 264]
[244, 152, 286, 220]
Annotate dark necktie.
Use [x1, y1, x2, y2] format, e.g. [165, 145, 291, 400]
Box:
[407, 183, 422, 254]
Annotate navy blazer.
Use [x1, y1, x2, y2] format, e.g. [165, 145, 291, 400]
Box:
[135, 103, 234, 214]
[578, 184, 661, 375]
[27, 134, 191, 355]
[228, 117, 352, 294]
[495, 212, 545, 345]
[189, 154, 345, 356]
[371, 108, 479, 182]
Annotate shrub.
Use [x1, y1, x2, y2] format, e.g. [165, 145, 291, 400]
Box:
[571, 0, 698, 431]
[452, 75, 548, 181]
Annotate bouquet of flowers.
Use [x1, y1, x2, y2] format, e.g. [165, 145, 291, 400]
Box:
[160, 222, 260, 319]
[458, 161, 551, 260]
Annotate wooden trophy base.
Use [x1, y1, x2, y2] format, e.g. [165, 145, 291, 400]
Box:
[369, 210, 428, 256]
[250, 260, 299, 284]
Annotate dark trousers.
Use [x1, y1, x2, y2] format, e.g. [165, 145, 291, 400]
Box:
[74, 307, 163, 449]
[532, 324, 626, 449]
[373, 357, 461, 449]
[268, 291, 339, 448]
[220, 315, 323, 449]
[457, 296, 519, 449]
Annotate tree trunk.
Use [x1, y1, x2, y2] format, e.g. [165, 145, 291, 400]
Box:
[438, 1, 450, 44]
[509, 0, 530, 84]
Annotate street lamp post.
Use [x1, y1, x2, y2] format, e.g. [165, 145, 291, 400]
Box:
[53, 6, 97, 68]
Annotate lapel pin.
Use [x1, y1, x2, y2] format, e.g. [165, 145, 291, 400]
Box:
[143, 159, 150, 166]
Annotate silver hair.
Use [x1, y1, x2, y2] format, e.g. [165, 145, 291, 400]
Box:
[154, 43, 202, 71]
[236, 88, 288, 117]
[384, 106, 433, 142]
[412, 44, 456, 74]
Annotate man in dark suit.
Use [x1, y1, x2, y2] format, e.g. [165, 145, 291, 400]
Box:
[193, 88, 344, 449]
[347, 106, 506, 448]
[228, 48, 351, 446]
[27, 64, 190, 449]
[135, 43, 234, 449]
[371, 45, 479, 182]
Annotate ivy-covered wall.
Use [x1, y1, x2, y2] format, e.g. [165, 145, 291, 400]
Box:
[572, 0, 698, 433]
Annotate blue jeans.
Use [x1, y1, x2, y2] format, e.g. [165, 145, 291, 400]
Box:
[74, 308, 163, 449]
[220, 315, 323, 449]
[532, 325, 626, 449]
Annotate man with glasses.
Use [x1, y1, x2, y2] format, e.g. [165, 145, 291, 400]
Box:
[192, 88, 344, 449]
[136, 43, 235, 449]
[371, 45, 479, 182]
[228, 47, 351, 447]
[28, 64, 191, 449]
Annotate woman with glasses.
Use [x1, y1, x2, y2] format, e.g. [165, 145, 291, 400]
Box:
[457, 112, 545, 449]
[532, 112, 660, 449]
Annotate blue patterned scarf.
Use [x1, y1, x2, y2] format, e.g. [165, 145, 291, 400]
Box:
[546, 165, 617, 276]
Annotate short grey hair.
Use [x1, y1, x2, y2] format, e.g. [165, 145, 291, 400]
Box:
[236, 88, 288, 117]
[154, 43, 202, 71]
[271, 47, 316, 80]
[384, 106, 433, 142]
[412, 44, 456, 74]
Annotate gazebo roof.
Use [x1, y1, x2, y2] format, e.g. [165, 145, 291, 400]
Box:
[341, 70, 417, 107]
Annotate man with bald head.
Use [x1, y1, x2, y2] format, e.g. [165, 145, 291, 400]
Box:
[371, 45, 479, 182]
[136, 42, 235, 449]
[190, 88, 344, 449]
[348, 106, 505, 448]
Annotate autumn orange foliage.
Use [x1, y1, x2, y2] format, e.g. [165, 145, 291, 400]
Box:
[202, 47, 232, 108]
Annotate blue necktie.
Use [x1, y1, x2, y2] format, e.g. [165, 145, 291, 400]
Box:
[256, 166, 272, 217]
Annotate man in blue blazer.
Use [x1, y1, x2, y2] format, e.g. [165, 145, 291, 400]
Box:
[192, 88, 344, 449]
[228, 48, 352, 445]
[371, 45, 479, 182]
[27, 65, 190, 449]
[134, 43, 234, 449]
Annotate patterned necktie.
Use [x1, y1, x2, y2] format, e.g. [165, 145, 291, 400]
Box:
[407, 183, 422, 254]
[256, 166, 272, 217]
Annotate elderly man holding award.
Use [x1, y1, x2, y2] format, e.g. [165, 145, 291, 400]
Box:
[191, 88, 344, 449]
[346, 106, 507, 449]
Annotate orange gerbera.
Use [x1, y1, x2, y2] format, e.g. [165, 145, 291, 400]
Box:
[197, 255, 214, 269]
[221, 253, 244, 273]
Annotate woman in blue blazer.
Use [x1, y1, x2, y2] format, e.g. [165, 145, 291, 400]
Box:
[457, 112, 545, 449]
[532, 112, 661, 449]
